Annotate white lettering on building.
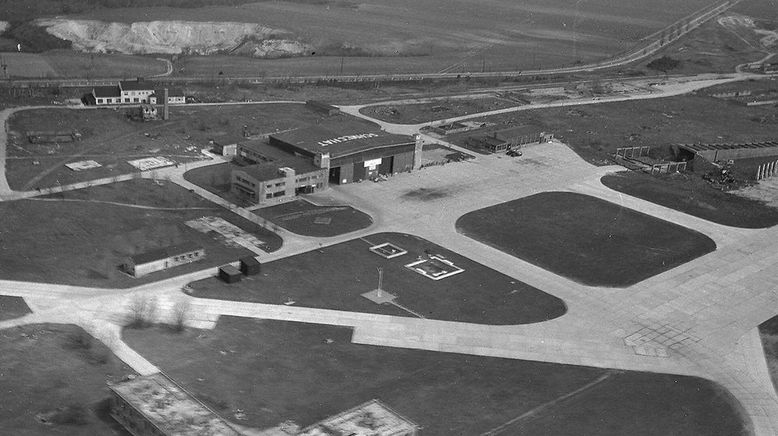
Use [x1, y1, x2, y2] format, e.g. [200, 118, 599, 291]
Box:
[317, 133, 380, 147]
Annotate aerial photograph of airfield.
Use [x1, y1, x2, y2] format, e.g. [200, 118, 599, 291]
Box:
[2, 0, 778, 434]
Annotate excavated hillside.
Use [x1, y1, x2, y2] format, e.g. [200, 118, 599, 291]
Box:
[35, 18, 312, 57]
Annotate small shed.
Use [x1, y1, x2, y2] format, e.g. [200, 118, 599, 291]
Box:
[306, 100, 340, 116]
[219, 265, 243, 283]
[240, 256, 261, 276]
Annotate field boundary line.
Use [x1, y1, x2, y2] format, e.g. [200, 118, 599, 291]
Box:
[480, 372, 615, 435]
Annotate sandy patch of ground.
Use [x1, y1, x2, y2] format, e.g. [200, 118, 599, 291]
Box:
[36, 19, 310, 57]
[734, 178, 778, 208]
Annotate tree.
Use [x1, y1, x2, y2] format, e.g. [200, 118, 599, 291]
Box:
[646, 56, 681, 75]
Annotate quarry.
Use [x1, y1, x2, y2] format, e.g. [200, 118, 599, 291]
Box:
[35, 18, 311, 57]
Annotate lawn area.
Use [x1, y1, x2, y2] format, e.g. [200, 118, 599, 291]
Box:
[360, 97, 515, 124]
[189, 232, 566, 325]
[123, 317, 749, 436]
[456, 192, 717, 287]
[0, 179, 281, 288]
[444, 93, 778, 165]
[0, 323, 132, 436]
[6, 103, 362, 190]
[0, 296, 32, 321]
[601, 171, 778, 228]
[256, 199, 373, 237]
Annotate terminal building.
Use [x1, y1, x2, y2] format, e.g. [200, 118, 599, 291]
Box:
[269, 126, 422, 185]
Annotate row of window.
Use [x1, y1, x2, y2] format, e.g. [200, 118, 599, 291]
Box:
[236, 176, 256, 188]
[172, 252, 200, 262]
[95, 96, 183, 105]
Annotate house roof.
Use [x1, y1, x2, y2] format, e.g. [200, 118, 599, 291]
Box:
[270, 126, 415, 159]
[93, 85, 120, 98]
[130, 241, 203, 265]
[120, 80, 155, 91]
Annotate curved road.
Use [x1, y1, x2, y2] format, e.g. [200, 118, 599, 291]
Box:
[2, 76, 778, 434]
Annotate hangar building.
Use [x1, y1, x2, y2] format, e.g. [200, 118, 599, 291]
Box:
[269, 126, 422, 185]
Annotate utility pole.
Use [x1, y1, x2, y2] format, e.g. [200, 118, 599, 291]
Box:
[376, 267, 384, 298]
[0, 56, 7, 80]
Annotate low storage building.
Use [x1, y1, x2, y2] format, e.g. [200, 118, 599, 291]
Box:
[269, 126, 422, 185]
[219, 265, 242, 283]
[468, 133, 511, 153]
[299, 399, 419, 436]
[108, 373, 241, 436]
[125, 242, 205, 278]
[240, 256, 261, 275]
[149, 88, 185, 105]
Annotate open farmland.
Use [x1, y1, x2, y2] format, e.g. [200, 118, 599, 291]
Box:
[0, 51, 166, 79]
[34, 0, 716, 76]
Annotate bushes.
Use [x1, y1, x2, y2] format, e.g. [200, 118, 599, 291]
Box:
[126, 295, 157, 329]
[64, 328, 112, 365]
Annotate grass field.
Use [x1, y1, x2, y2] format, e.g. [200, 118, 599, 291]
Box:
[189, 232, 566, 325]
[456, 192, 717, 287]
[123, 316, 749, 435]
[602, 171, 778, 228]
[256, 199, 373, 237]
[360, 96, 515, 125]
[5, 103, 352, 190]
[443, 92, 778, 165]
[53, 0, 713, 75]
[0, 323, 132, 436]
[0, 179, 281, 287]
[0, 51, 166, 79]
[0, 296, 32, 321]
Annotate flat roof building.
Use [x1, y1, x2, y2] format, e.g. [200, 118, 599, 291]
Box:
[299, 399, 419, 436]
[109, 373, 241, 436]
[126, 242, 205, 278]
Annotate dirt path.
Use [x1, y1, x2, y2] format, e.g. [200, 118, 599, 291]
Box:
[27, 196, 220, 211]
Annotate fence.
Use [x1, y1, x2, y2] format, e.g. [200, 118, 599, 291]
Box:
[756, 160, 778, 180]
[650, 161, 687, 175]
[615, 146, 650, 159]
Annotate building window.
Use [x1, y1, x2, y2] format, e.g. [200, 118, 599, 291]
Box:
[124, 98, 130, 103]
[275, 182, 285, 187]
[133, 98, 139, 103]
[273, 191, 285, 198]
[97, 98, 103, 104]
[266, 193, 273, 199]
